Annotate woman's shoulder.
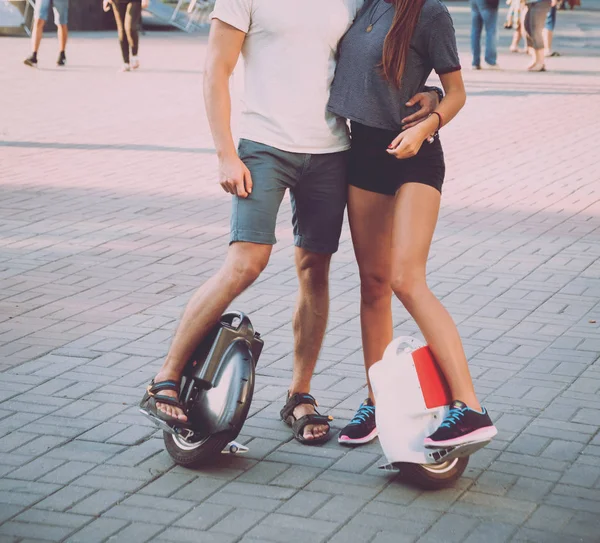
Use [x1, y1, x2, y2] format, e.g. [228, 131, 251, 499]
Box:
[420, 0, 452, 22]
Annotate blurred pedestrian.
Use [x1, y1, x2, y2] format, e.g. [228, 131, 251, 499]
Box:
[508, 0, 528, 53]
[23, 0, 68, 67]
[543, 0, 560, 57]
[523, 0, 552, 71]
[103, 0, 149, 71]
[470, 0, 500, 70]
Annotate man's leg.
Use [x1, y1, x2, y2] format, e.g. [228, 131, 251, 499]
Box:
[288, 248, 331, 440]
[32, 18, 45, 53]
[57, 24, 68, 53]
[24, 0, 49, 66]
[154, 242, 271, 420]
[286, 150, 348, 441]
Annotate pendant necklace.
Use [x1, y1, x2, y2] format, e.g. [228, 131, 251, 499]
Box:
[366, 1, 393, 33]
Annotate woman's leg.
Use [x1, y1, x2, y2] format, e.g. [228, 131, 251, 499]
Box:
[389, 182, 481, 410]
[348, 185, 396, 401]
[112, 2, 130, 64]
[125, 2, 141, 59]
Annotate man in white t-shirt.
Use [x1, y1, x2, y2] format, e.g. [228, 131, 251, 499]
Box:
[140, 0, 439, 444]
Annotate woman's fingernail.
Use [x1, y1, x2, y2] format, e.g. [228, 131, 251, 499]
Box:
[388, 145, 393, 149]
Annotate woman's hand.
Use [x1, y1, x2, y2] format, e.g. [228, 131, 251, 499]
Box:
[102, 0, 110, 12]
[219, 154, 253, 198]
[386, 121, 435, 160]
[141, 0, 149, 8]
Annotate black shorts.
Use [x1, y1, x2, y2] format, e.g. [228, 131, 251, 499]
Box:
[348, 121, 445, 196]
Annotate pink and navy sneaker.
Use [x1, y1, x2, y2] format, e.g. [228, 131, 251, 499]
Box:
[424, 400, 497, 449]
[338, 398, 377, 446]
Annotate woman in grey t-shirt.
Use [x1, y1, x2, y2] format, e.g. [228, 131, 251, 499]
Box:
[328, 0, 498, 449]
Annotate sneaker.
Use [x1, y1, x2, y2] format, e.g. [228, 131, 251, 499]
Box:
[485, 63, 501, 70]
[121, 63, 131, 72]
[24, 54, 37, 68]
[471, 65, 481, 71]
[57, 52, 66, 67]
[130, 56, 140, 70]
[424, 400, 497, 448]
[338, 399, 377, 445]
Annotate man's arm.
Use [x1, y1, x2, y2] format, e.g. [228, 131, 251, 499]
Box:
[204, 19, 252, 198]
[400, 86, 442, 130]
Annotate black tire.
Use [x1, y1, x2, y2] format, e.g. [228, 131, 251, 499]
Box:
[399, 456, 469, 490]
[163, 430, 234, 468]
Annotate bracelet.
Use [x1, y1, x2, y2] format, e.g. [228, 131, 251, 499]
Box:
[430, 111, 443, 130]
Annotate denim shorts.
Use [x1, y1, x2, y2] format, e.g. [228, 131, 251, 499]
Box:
[231, 139, 349, 254]
[35, 0, 69, 24]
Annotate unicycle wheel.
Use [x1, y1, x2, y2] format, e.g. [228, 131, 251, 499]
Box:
[399, 456, 469, 490]
[163, 430, 234, 468]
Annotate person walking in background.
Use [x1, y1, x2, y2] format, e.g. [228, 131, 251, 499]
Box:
[543, 0, 560, 57]
[508, 0, 528, 53]
[103, 0, 149, 71]
[23, 0, 69, 67]
[470, 0, 500, 70]
[523, 0, 552, 71]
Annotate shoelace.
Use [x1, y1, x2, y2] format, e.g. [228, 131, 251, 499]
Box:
[349, 404, 375, 426]
[439, 407, 466, 429]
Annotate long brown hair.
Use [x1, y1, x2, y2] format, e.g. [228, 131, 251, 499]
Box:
[381, 0, 426, 87]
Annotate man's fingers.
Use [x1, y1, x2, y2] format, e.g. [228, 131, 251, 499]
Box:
[405, 93, 424, 107]
[234, 178, 248, 199]
[244, 168, 253, 195]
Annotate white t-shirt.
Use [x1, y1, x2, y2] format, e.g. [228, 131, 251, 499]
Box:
[211, 0, 364, 154]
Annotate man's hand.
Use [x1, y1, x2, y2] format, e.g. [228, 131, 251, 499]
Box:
[401, 91, 440, 130]
[219, 155, 253, 198]
[102, 0, 111, 12]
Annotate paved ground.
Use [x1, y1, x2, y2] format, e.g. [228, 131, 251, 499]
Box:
[1, 2, 600, 542]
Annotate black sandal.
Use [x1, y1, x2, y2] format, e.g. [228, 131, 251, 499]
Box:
[139, 379, 192, 430]
[280, 393, 333, 445]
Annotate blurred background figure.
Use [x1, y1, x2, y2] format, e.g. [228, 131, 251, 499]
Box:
[523, 0, 552, 71]
[506, 0, 528, 53]
[103, 0, 149, 71]
[470, 0, 500, 70]
[23, 0, 69, 67]
[543, 0, 561, 57]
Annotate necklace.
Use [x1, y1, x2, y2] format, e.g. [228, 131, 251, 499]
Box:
[366, 0, 393, 33]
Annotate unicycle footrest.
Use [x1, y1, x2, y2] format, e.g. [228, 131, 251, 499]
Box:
[425, 440, 491, 463]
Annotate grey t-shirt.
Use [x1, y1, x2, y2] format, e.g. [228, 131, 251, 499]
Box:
[328, 0, 461, 131]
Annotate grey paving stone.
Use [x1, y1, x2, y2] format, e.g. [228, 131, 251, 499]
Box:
[236, 461, 289, 484]
[138, 471, 198, 498]
[209, 508, 267, 536]
[34, 486, 96, 512]
[13, 509, 92, 529]
[64, 518, 129, 543]
[177, 503, 232, 530]
[6, 457, 66, 482]
[44, 440, 124, 463]
[38, 461, 96, 485]
[0, 522, 75, 542]
[155, 527, 236, 543]
[525, 504, 575, 532]
[68, 490, 127, 516]
[106, 522, 165, 543]
[450, 491, 537, 525]
[417, 513, 479, 543]
[312, 495, 367, 523]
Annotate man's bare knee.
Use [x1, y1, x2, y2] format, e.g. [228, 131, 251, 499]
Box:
[223, 243, 270, 291]
[296, 250, 331, 288]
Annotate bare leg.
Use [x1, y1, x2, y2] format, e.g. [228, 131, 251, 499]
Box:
[154, 242, 271, 420]
[390, 183, 481, 410]
[289, 248, 332, 440]
[31, 18, 45, 53]
[348, 186, 395, 402]
[57, 24, 68, 52]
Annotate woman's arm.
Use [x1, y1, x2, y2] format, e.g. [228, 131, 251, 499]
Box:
[204, 19, 253, 197]
[387, 70, 466, 160]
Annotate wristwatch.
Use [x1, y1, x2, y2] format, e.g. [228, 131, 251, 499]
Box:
[424, 85, 444, 104]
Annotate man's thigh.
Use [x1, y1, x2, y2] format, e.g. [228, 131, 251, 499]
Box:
[34, 0, 51, 21]
[53, 0, 69, 25]
[291, 151, 349, 255]
[231, 139, 301, 246]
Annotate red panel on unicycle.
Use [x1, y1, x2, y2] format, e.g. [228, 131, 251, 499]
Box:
[412, 346, 452, 409]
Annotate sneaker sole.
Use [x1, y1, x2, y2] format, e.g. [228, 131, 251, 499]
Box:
[338, 427, 378, 446]
[24, 61, 37, 68]
[424, 426, 498, 449]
